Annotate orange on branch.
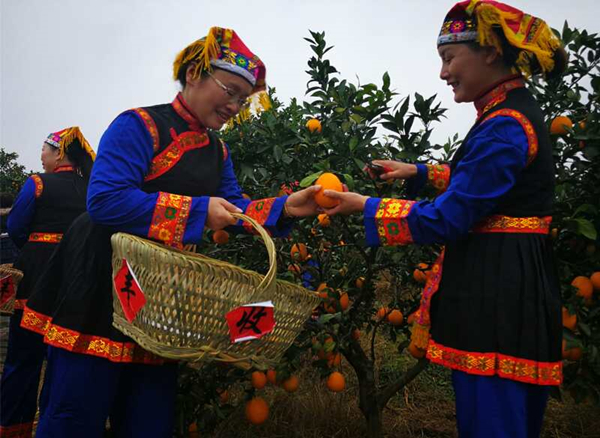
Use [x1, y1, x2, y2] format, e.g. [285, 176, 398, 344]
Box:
[245, 397, 269, 425]
[376, 307, 389, 320]
[355, 277, 365, 288]
[318, 214, 331, 227]
[387, 309, 404, 326]
[572, 276, 594, 301]
[314, 173, 343, 208]
[408, 341, 427, 359]
[562, 307, 577, 331]
[266, 369, 277, 385]
[328, 352, 342, 368]
[212, 230, 230, 244]
[251, 371, 267, 389]
[288, 264, 302, 276]
[590, 272, 600, 290]
[290, 243, 309, 262]
[282, 375, 299, 393]
[550, 116, 573, 135]
[326, 372, 346, 392]
[218, 389, 229, 404]
[306, 118, 322, 133]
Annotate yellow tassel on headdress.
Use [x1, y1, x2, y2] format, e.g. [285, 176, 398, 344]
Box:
[469, 0, 562, 77]
[172, 27, 221, 81]
[58, 127, 96, 161]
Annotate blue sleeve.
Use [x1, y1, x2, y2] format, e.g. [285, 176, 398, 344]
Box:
[7, 177, 37, 247]
[364, 116, 530, 246]
[87, 112, 208, 246]
[405, 164, 428, 199]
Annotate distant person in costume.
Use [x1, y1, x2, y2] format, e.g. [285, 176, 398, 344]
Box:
[21, 27, 320, 438]
[1, 127, 94, 437]
[323, 1, 567, 437]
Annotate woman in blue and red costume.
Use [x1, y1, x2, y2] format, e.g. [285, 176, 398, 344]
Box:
[324, 2, 568, 437]
[20, 27, 320, 438]
[1, 127, 95, 438]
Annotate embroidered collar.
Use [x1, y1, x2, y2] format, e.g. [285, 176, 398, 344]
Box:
[53, 165, 75, 173]
[172, 93, 205, 132]
[474, 75, 525, 117]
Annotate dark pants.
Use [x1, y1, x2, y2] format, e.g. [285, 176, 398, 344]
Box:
[35, 346, 178, 438]
[0, 310, 46, 437]
[452, 370, 550, 438]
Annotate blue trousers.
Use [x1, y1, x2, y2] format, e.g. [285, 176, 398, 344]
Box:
[0, 310, 46, 437]
[35, 346, 178, 438]
[452, 370, 550, 438]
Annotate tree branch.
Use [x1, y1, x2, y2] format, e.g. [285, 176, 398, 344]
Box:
[377, 358, 429, 410]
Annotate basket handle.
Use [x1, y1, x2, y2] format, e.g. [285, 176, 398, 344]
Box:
[230, 212, 277, 294]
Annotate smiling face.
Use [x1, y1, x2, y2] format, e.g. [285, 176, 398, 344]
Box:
[181, 67, 253, 130]
[438, 43, 507, 103]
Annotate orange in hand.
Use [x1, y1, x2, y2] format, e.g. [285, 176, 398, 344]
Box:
[314, 173, 343, 208]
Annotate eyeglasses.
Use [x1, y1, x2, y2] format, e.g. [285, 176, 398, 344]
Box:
[207, 72, 250, 108]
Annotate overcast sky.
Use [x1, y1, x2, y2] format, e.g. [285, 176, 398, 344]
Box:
[1, 0, 598, 172]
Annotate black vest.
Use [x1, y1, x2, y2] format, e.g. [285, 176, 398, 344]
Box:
[451, 87, 554, 217]
[30, 171, 88, 234]
[131, 95, 224, 198]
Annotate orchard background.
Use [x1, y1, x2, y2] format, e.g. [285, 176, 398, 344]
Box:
[1, 23, 599, 438]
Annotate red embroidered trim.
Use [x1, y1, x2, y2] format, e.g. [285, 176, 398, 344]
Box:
[172, 93, 204, 131]
[482, 109, 538, 166]
[472, 215, 551, 234]
[427, 339, 562, 386]
[374, 199, 415, 245]
[425, 164, 450, 193]
[144, 131, 210, 182]
[53, 165, 75, 173]
[28, 232, 63, 243]
[132, 108, 160, 152]
[0, 422, 34, 438]
[31, 175, 43, 198]
[416, 250, 445, 328]
[148, 192, 192, 248]
[20, 306, 165, 365]
[243, 198, 276, 234]
[475, 75, 525, 117]
[13, 299, 27, 310]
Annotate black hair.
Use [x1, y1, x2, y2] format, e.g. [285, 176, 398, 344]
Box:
[176, 62, 210, 88]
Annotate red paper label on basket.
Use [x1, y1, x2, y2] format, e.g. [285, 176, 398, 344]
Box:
[0, 275, 15, 307]
[226, 301, 275, 343]
[113, 259, 146, 322]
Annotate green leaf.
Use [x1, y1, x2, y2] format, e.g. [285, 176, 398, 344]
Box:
[343, 174, 355, 190]
[574, 218, 598, 240]
[300, 171, 323, 188]
[349, 137, 358, 151]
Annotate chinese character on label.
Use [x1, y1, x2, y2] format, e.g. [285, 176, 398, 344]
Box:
[113, 259, 146, 322]
[226, 301, 275, 343]
[0, 275, 15, 307]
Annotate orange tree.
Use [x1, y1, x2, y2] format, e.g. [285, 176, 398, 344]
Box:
[528, 23, 600, 403]
[174, 31, 450, 438]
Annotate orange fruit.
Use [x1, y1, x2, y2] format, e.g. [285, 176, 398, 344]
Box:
[355, 277, 365, 288]
[568, 347, 583, 361]
[189, 422, 199, 438]
[290, 243, 308, 262]
[351, 329, 360, 340]
[314, 173, 343, 208]
[288, 264, 302, 276]
[245, 397, 269, 425]
[551, 228, 558, 240]
[282, 375, 299, 393]
[251, 371, 267, 389]
[318, 214, 331, 227]
[413, 269, 428, 284]
[387, 309, 404, 326]
[306, 118, 322, 133]
[407, 310, 420, 325]
[326, 372, 346, 392]
[212, 230, 229, 244]
[218, 389, 229, 404]
[266, 369, 277, 385]
[328, 352, 342, 368]
[550, 116, 573, 135]
[572, 276, 594, 301]
[376, 307, 389, 320]
[408, 341, 427, 359]
[590, 272, 600, 291]
[339, 293, 349, 311]
[561, 307, 577, 331]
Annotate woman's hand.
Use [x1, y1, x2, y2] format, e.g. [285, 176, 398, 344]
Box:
[285, 185, 322, 218]
[321, 191, 369, 216]
[367, 160, 418, 181]
[206, 197, 242, 230]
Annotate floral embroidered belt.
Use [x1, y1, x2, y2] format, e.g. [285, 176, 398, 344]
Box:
[28, 232, 63, 243]
[472, 215, 551, 235]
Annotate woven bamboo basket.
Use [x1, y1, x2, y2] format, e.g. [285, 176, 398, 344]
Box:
[111, 213, 320, 369]
[0, 264, 23, 314]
